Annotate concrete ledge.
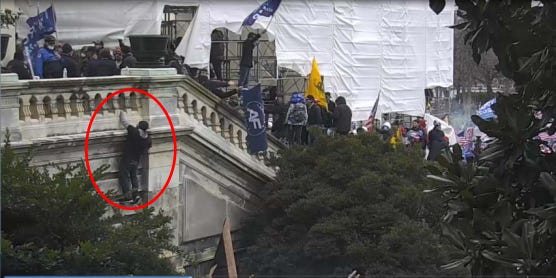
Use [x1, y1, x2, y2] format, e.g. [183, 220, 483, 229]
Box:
[5, 125, 194, 150]
[0, 73, 19, 83]
[121, 67, 178, 76]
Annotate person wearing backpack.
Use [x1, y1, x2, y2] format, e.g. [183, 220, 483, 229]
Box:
[285, 93, 308, 145]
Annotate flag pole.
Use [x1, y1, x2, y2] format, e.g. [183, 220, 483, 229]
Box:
[28, 0, 41, 79]
[264, 14, 276, 32]
[24, 44, 36, 78]
[51, 0, 58, 40]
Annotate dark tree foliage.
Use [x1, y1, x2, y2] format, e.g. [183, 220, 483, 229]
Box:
[428, 0, 556, 275]
[240, 135, 465, 276]
[1, 132, 179, 275]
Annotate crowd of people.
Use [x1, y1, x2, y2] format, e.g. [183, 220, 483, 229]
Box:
[375, 118, 454, 161]
[266, 90, 453, 162]
[5, 35, 192, 80]
[3, 29, 264, 101]
[5, 35, 140, 79]
[268, 92, 352, 145]
[3, 31, 459, 163]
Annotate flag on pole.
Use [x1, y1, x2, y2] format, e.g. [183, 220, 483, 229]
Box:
[305, 58, 328, 111]
[242, 0, 282, 26]
[364, 92, 381, 132]
[242, 84, 268, 154]
[477, 98, 496, 120]
[24, 5, 57, 78]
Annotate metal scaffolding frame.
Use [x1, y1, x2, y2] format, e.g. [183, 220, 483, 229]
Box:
[210, 27, 307, 103]
[160, 6, 308, 104]
[161, 5, 197, 45]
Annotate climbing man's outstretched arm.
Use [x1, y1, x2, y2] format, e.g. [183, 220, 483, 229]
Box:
[120, 111, 130, 128]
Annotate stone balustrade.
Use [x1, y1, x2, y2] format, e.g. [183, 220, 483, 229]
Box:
[1, 70, 282, 274]
[1, 70, 283, 162]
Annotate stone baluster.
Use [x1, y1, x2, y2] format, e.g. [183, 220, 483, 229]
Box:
[118, 93, 129, 111]
[219, 118, 227, 138]
[130, 93, 138, 111]
[201, 106, 208, 126]
[21, 98, 32, 121]
[209, 112, 219, 133]
[55, 95, 66, 119]
[42, 96, 53, 119]
[29, 96, 39, 120]
[18, 98, 25, 121]
[181, 94, 188, 114]
[106, 93, 115, 114]
[190, 100, 198, 120]
[82, 95, 91, 115]
[75, 96, 84, 117]
[64, 95, 73, 118]
[228, 124, 235, 145]
[94, 94, 103, 116]
[236, 130, 244, 150]
[69, 94, 79, 117]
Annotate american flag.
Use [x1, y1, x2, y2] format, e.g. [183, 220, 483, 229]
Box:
[457, 127, 474, 146]
[364, 92, 381, 131]
[538, 132, 556, 142]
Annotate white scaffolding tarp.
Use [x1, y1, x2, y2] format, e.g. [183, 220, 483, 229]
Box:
[16, 0, 454, 121]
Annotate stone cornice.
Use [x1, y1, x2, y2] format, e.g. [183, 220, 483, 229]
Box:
[6, 126, 194, 151]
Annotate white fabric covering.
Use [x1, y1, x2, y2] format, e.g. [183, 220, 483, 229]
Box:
[16, 0, 454, 121]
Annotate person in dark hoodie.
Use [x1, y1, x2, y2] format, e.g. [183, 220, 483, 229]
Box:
[166, 42, 185, 74]
[118, 111, 152, 203]
[332, 96, 352, 135]
[86, 48, 119, 77]
[60, 43, 80, 77]
[7, 45, 32, 80]
[239, 31, 263, 88]
[305, 95, 323, 144]
[210, 29, 225, 81]
[427, 121, 448, 161]
[120, 45, 137, 69]
[322, 92, 336, 133]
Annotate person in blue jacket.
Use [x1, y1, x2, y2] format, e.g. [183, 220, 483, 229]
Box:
[35, 35, 63, 79]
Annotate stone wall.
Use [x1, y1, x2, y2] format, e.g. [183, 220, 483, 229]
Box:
[0, 69, 282, 274]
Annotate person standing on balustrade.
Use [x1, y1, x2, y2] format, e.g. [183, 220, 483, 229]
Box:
[117, 111, 152, 204]
[210, 29, 225, 81]
[238, 31, 264, 89]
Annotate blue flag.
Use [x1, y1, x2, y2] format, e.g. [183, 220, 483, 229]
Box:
[24, 5, 57, 77]
[477, 98, 496, 121]
[242, 84, 268, 154]
[242, 0, 282, 26]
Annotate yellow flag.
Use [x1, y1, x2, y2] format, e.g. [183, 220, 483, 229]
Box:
[305, 58, 328, 111]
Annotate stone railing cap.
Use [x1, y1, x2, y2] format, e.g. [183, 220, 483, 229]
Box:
[121, 67, 178, 77]
[0, 73, 20, 83]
